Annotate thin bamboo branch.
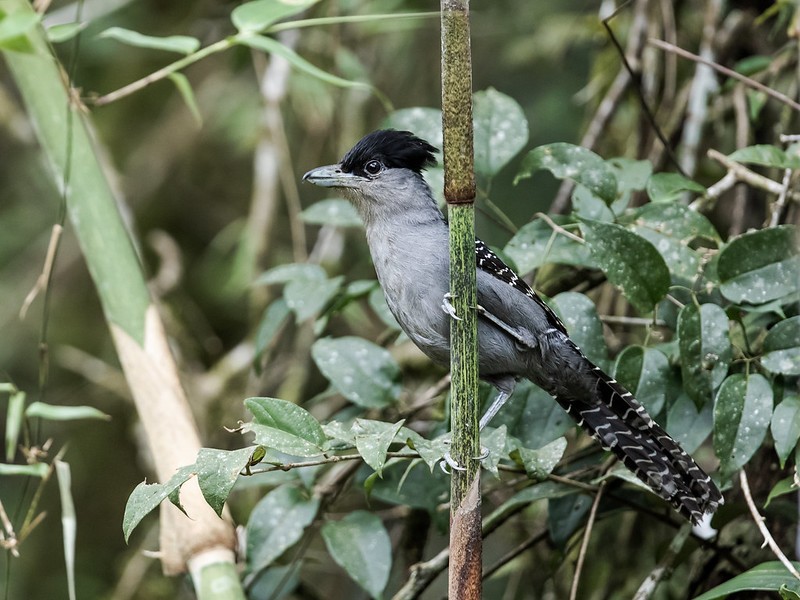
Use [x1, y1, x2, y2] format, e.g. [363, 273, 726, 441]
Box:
[648, 38, 800, 113]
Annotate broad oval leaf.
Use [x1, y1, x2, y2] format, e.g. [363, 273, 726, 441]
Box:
[512, 437, 567, 481]
[580, 218, 670, 313]
[321, 511, 391, 599]
[666, 393, 713, 454]
[123, 465, 195, 542]
[98, 27, 200, 55]
[677, 303, 731, 407]
[246, 486, 320, 573]
[284, 275, 343, 322]
[311, 337, 401, 408]
[714, 373, 773, 479]
[300, 198, 362, 227]
[504, 216, 595, 274]
[473, 88, 529, 178]
[614, 346, 671, 416]
[254, 262, 326, 285]
[242, 397, 326, 457]
[195, 447, 256, 516]
[762, 316, 800, 376]
[645, 172, 705, 203]
[728, 144, 800, 169]
[717, 225, 800, 305]
[692, 561, 800, 600]
[770, 395, 800, 468]
[516, 143, 617, 204]
[353, 418, 405, 476]
[550, 292, 608, 368]
[493, 380, 571, 450]
[231, 0, 319, 33]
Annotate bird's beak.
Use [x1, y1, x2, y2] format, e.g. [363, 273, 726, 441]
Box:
[302, 164, 365, 189]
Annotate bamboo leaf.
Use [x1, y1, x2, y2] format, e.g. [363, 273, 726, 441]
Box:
[99, 27, 200, 54]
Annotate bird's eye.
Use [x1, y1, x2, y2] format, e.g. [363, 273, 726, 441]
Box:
[364, 160, 382, 175]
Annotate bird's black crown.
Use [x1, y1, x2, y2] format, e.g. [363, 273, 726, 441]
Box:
[341, 129, 438, 176]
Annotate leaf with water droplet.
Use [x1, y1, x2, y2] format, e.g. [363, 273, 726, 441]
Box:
[312, 337, 401, 408]
[242, 397, 327, 457]
[246, 486, 320, 575]
[551, 292, 608, 369]
[714, 373, 773, 479]
[678, 303, 731, 407]
[614, 346, 672, 417]
[195, 447, 256, 516]
[504, 216, 595, 274]
[473, 88, 529, 178]
[353, 418, 405, 476]
[770, 395, 800, 468]
[321, 511, 391, 599]
[761, 316, 800, 376]
[580, 218, 670, 313]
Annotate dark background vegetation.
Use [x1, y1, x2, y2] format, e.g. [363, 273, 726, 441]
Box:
[1, 0, 798, 598]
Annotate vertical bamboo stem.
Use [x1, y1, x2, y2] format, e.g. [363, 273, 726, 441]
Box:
[440, 1, 481, 598]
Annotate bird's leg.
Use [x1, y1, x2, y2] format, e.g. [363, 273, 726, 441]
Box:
[479, 389, 511, 430]
[441, 292, 462, 321]
[475, 305, 537, 350]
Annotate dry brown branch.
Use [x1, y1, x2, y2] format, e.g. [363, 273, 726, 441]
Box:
[739, 469, 800, 582]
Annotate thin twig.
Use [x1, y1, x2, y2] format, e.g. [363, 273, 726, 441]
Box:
[739, 469, 800, 581]
[769, 168, 792, 227]
[534, 212, 585, 244]
[632, 522, 692, 600]
[705, 149, 800, 201]
[600, 315, 668, 326]
[569, 481, 606, 600]
[19, 225, 63, 319]
[648, 38, 800, 113]
[482, 529, 548, 581]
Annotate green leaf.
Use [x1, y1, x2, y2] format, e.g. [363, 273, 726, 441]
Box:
[311, 337, 401, 408]
[46, 23, 86, 44]
[692, 562, 800, 600]
[403, 431, 450, 471]
[548, 493, 593, 549]
[0, 11, 39, 49]
[550, 292, 608, 368]
[714, 373, 773, 479]
[571, 184, 614, 222]
[678, 303, 732, 407]
[488, 481, 574, 523]
[666, 393, 713, 454]
[480, 425, 508, 477]
[237, 34, 374, 95]
[123, 465, 195, 542]
[321, 511, 391, 599]
[646, 172, 705, 203]
[300, 198, 362, 227]
[5, 390, 25, 461]
[353, 419, 405, 476]
[614, 346, 671, 416]
[718, 226, 800, 305]
[231, 0, 319, 33]
[580, 219, 670, 313]
[168, 73, 202, 126]
[512, 437, 567, 481]
[504, 216, 595, 274]
[728, 145, 800, 169]
[246, 486, 320, 573]
[195, 447, 255, 516]
[473, 88, 529, 178]
[765, 476, 797, 508]
[368, 287, 401, 330]
[516, 143, 617, 204]
[385, 107, 442, 149]
[243, 397, 327, 457]
[54, 460, 76, 600]
[25, 402, 110, 421]
[626, 202, 720, 282]
[98, 27, 200, 55]
[254, 262, 326, 285]
[493, 380, 571, 450]
[771, 396, 800, 467]
[284, 275, 343, 322]
[762, 317, 800, 376]
[0, 463, 48, 477]
[254, 298, 291, 362]
[608, 158, 652, 194]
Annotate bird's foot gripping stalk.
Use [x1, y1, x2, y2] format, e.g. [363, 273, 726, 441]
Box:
[439, 439, 490, 473]
[441, 292, 462, 321]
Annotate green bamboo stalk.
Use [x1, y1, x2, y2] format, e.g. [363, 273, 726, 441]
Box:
[0, 1, 242, 595]
[440, 0, 481, 598]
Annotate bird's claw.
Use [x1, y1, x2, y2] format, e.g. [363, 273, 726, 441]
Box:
[438, 445, 491, 473]
[441, 293, 462, 321]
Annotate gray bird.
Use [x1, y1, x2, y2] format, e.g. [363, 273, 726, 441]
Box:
[303, 129, 723, 523]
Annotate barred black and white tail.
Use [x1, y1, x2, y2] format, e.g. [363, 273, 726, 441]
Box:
[556, 342, 723, 523]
